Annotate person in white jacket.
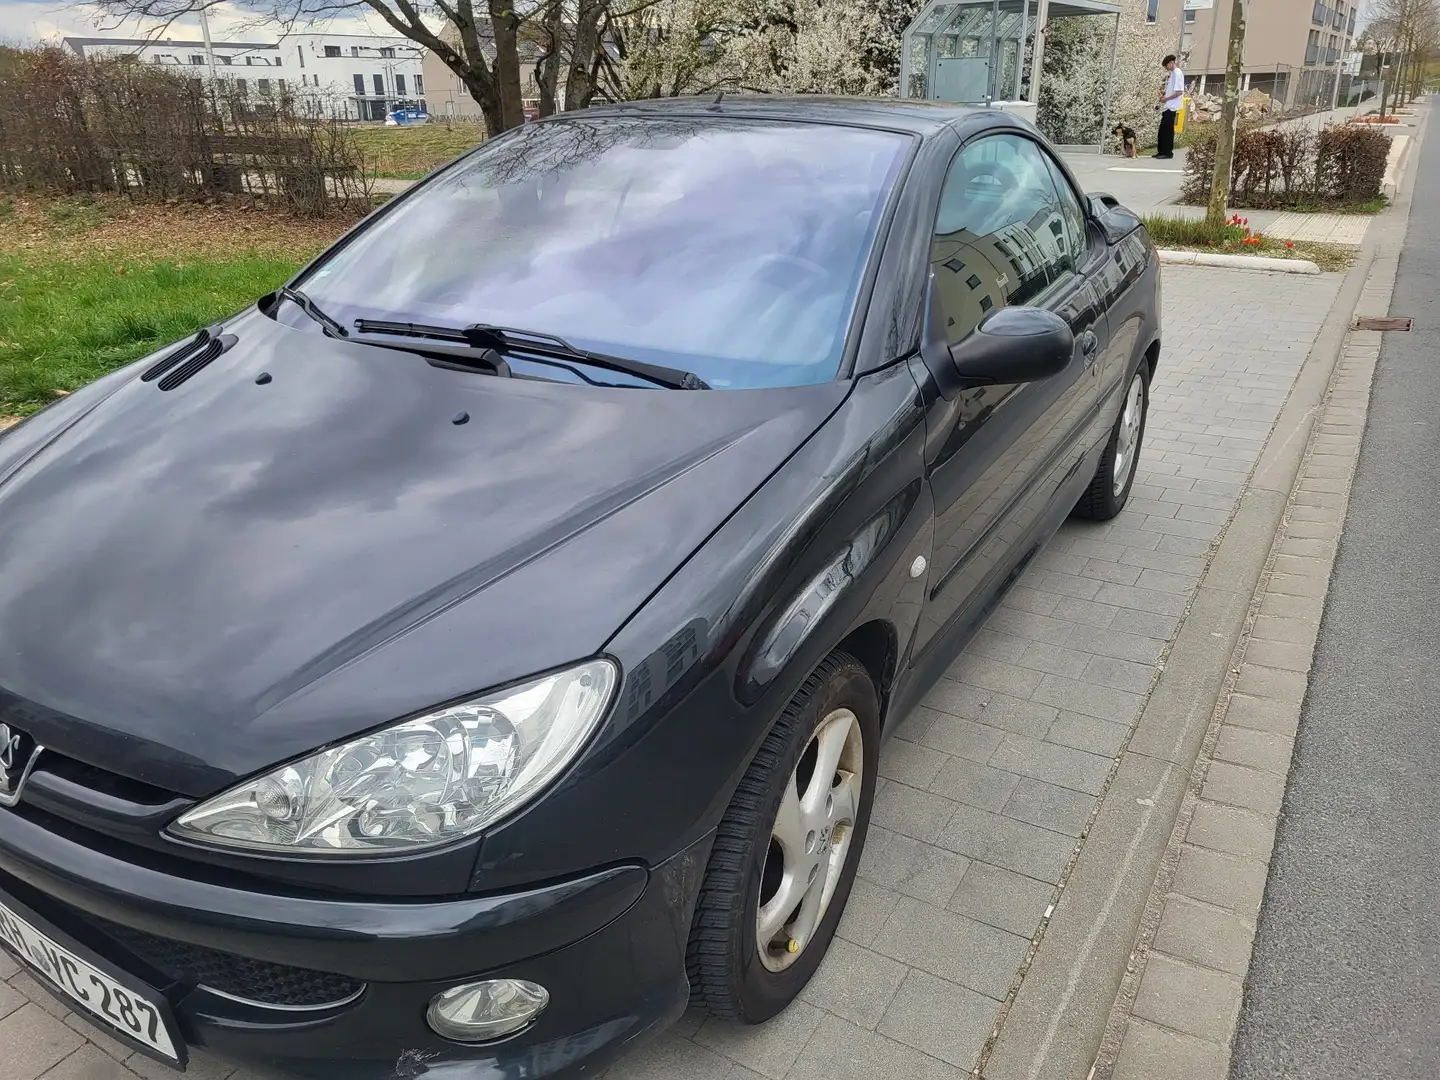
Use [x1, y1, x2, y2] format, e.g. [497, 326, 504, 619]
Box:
[1156, 55, 1184, 159]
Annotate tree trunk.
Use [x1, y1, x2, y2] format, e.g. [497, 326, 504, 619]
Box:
[1207, 0, 1248, 231]
[536, 1, 563, 117]
[489, 0, 527, 130]
[563, 0, 607, 111]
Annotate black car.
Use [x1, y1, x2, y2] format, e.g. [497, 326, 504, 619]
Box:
[0, 97, 1158, 1077]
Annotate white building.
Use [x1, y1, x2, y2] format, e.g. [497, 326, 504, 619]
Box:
[62, 31, 426, 121]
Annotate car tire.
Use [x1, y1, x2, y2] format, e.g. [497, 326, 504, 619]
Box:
[1074, 365, 1149, 521]
[686, 651, 880, 1023]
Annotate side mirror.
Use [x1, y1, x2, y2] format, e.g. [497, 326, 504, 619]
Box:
[921, 282, 1073, 397]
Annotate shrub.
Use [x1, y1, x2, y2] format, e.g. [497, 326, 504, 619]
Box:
[1181, 123, 1390, 209]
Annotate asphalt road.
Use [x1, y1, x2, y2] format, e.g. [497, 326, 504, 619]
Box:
[1229, 113, 1440, 1078]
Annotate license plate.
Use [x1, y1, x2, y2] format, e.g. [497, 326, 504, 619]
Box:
[0, 895, 182, 1064]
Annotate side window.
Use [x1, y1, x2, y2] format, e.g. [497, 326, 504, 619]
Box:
[1042, 152, 1088, 270]
[931, 134, 1071, 345]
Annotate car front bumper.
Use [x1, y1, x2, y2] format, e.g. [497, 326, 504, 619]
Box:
[0, 806, 711, 1078]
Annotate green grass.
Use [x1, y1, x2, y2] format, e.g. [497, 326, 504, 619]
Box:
[347, 124, 486, 179]
[0, 253, 303, 416]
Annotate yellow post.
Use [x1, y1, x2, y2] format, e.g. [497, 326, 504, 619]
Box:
[1175, 96, 1188, 135]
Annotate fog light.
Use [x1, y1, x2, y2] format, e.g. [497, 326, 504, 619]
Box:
[426, 979, 549, 1043]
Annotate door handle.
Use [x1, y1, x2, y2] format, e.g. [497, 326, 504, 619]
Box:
[1080, 330, 1099, 366]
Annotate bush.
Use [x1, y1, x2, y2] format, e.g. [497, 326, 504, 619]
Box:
[0, 46, 370, 216]
[1182, 123, 1390, 209]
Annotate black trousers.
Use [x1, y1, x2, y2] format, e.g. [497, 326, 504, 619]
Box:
[1157, 109, 1177, 156]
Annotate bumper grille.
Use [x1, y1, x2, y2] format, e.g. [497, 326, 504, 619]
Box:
[92, 916, 364, 1009]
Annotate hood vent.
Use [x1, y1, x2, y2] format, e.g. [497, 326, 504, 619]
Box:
[141, 325, 223, 383]
[155, 334, 237, 392]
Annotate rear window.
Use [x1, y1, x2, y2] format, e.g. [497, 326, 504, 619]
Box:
[298, 115, 911, 389]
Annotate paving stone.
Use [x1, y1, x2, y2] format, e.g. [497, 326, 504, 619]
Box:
[1233, 664, 1309, 701]
[879, 738, 948, 790]
[786, 1013, 968, 1080]
[1243, 638, 1315, 674]
[858, 827, 971, 905]
[1112, 607, 1184, 640]
[927, 756, 1022, 812]
[948, 657, 1044, 699]
[1202, 759, 1286, 816]
[1267, 569, 1330, 598]
[947, 860, 1055, 937]
[1031, 673, 1145, 726]
[983, 608, 1076, 646]
[1186, 800, 1277, 860]
[1092, 582, 1191, 616]
[1153, 896, 1257, 977]
[1080, 654, 1156, 695]
[608, 1030, 747, 1080]
[799, 938, 910, 1030]
[8, 971, 72, 1022]
[694, 1001, 823, 1079]
[0, 1004, 85, 1080]
[1224, 691, 1303, 736]
[1258, 590, 1325, 622]
[1077, 559, 1144, 586]
[123, 1050, 232, 1080]
[0, 949, 17, 980]
[61, 1014, 134, 1065]
[986, 732, 1114, 795]
[871, 897, 1031, 1000]
[937, 802, 1077, 883]
[1111, 1017, 1230, 1080]
[1214, 725, 1295, 776]
[1043, 711, 1131, 756]
[36, 1047, 143, 1080]
[921, 680, 989, 720]
[916, 713, 1005, 764]
[0, 980, 25, 1021]
[1016, 641, 1093, 679]
[837, 878, 902, 947]
[875, 969, 996, 1070]
[973, 694, 1058, 738]
[872, 780, 961, 844]
[1050, 595, 1122, 629]
[1250, 614, 1321, 648]
[1072, 626, 1167, 665]
[1002, 778, 1096, 836]
[966, 629, 1031, 664]
[1132, 952, 1243, 1044]
[1172, 844, 1269, 918]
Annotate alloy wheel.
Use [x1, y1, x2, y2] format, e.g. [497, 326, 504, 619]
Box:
[1112, 372, 1146, 498]
[755, 708, 864, 972]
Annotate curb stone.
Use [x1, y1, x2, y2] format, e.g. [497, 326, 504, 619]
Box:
[1088, 99, 1426, 1080]
[1155, 250, 1321, 275]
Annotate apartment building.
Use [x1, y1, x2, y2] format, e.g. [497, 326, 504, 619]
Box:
[1143, 0, 1359, 108]
[62, 32, 425, 121]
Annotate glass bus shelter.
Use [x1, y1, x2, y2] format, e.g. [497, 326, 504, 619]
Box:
[901, 0, 1122, 150]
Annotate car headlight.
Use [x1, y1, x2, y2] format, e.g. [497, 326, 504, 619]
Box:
[168, 659, 617, 855]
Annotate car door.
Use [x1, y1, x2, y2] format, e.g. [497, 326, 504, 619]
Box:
[910, 132, 1105, 660]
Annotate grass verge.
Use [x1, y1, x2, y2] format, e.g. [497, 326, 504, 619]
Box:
[1142, 213, 1356, 272]
[1, 194, 355, 418]
[347, 123, 486, 179]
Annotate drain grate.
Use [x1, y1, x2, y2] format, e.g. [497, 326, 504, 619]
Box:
[1355, 316, 1413, 331]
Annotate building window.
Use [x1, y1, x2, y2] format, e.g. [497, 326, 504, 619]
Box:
[395, 73, 407, 96]
[235, 78, 247, 95]
[258, 78, 271, 95]
[297, 45, 305, 68]
[277, 78, 286, 92]
[324, 45, 341, 57]
[220, 55, 232, 65]
[190, 54, 204, 65]
[380, 47, 395, 58]
[353, 73, 365, 95]
[373, 73, 385, 95]
[1184, 7, 1196, 21]
[1306, 29, 1320, 65]
[351, 46, 361, 57]
[1146, 0, 1159, 22]
[1313, 1, 1326, 24]
[414, 74, 423, 94]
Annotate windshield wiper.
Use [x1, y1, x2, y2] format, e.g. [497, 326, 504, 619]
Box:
[272, 286, 349, 339]
[352, 319, 710, 391]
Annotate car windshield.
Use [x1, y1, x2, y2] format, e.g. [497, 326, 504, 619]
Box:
[293, 115, 911, 389]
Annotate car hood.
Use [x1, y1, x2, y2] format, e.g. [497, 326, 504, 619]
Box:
[0, 312, 847, 795]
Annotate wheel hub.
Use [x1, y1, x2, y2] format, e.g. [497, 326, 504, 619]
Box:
[755, 708, 864, 972]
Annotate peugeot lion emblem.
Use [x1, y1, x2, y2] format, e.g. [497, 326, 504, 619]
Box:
[0, 721, 39, 806]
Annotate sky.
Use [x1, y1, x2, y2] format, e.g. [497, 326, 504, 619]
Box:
[0, 0, 380, 46]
